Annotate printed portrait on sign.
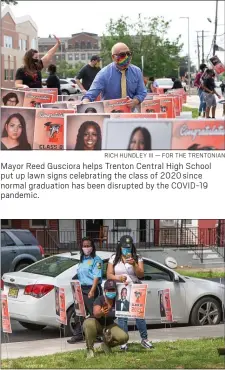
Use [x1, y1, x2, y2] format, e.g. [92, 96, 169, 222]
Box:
[158, 289, 173, 323]
[116, 285, 131, 314]
[55, 286, 60, 317]
[1, 107, 35, 150]
[62, 94, 82, 102]
[102, 118, 173, 150]
[77, 101, 104, 114]
[172, 120, 225, 150]
[41, 103, 68, 109]
[209, 56, 225, 75]
[1, 88, 25, 107]
[65, 113, 110, 150]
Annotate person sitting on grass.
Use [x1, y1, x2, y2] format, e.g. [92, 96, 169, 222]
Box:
[83, 279, 129, 359]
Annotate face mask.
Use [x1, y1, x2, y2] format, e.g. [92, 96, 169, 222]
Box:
[106, 292, 116, 299]
[121, 247, 131, 257]
[82, 247, 93, 256]
[115, 54, 132, 69]
[32, 58, 39, 64]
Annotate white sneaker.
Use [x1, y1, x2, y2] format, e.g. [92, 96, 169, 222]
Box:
[120, 344, 128, 351]
[141, 339, 154, 349]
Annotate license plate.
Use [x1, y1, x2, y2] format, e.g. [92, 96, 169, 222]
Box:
[8, 287, 19, 298]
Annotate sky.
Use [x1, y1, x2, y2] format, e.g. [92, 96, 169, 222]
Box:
[4, 0, 225, 67]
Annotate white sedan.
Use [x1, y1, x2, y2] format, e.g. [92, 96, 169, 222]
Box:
[2, 251, 224, 336]
[155, 78, 173, 91]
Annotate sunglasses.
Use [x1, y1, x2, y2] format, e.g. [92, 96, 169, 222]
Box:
[114, 52, 132, 58]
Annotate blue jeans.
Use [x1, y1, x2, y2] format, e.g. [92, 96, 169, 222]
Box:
[198, 88, 206, 113]
[118, 317, 148, 340]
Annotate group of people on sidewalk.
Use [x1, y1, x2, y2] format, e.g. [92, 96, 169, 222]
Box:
[67, 235, 153, 359]
[194, 63, 224, 119]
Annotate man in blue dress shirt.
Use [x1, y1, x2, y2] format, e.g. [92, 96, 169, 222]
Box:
[82, 42, 147, 109]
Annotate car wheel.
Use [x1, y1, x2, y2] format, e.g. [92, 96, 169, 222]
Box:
[61, 90, 70, 95]
[18, 322, 46, 331]
[190, 297, 221, 326]
[63, 305, 78, 337]
[15, 262, 31, 271]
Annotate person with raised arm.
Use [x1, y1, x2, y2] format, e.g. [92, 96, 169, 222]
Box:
[15, 35, 61, 89]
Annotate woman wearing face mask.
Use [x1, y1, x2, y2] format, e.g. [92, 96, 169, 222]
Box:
[107, 235, 153, 351]
[67, 237, 103, 344]
[15, 35, 60, 89]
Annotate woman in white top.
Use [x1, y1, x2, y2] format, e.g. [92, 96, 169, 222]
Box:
[107, 235, 153, 351]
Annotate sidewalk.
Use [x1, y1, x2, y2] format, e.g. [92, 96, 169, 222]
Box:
[185, 94, 224, 115]
[1, 324, 224, 360]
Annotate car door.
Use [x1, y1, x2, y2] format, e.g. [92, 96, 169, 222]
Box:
[1, 231, 19, 275]
[141, 259, 187, 324]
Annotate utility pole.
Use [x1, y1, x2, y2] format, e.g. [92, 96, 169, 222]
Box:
[213, 0, 219, 55]
[187, 17, 191, 94]
[196, 32, 200, 67]
[180, 17, 191, 94]
[201, 30, 205, 63]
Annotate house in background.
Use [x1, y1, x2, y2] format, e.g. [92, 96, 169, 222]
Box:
[1, 6, 38, 88]
[1, 219, 224, 256]
[38, 32, 101, 66]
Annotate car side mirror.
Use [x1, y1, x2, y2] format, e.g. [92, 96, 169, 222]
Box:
[173, 273, 180, 283]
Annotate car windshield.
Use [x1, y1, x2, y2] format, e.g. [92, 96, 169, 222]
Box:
[156, 79, 172, 85]
[22, 256, 79, 277]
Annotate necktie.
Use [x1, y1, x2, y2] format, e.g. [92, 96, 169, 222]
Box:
[121, 69, 127, 98]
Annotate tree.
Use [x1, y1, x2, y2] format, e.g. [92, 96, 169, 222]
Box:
[178, 55, 196, 77]
[101, 15, 183, 78]
[42, 60, 86, 79]
[1, 0, 18, 5]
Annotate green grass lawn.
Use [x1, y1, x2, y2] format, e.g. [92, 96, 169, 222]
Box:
[176, 269, 224, 279]
[182, 106, 199, 118]
[2, 338, 224, 369]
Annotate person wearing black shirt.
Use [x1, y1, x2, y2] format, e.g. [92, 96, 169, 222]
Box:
[83, 279, 128, 359]
[46, 64, 61, 94]
[172, 77, 183, 89]
[75, 55, 101, 92]
[15, 35, 61, 89]
[203, 69, 221, 118]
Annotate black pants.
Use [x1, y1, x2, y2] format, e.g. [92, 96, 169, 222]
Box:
[73, 285, 102, 338]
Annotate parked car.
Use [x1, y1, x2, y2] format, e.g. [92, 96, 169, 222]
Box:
[66, 79, 82, 94]
[1, 229, 44, 276]
[155, 78, 173, 92]
[2, 251, 224, 335]
[42, 79, 80, 95]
